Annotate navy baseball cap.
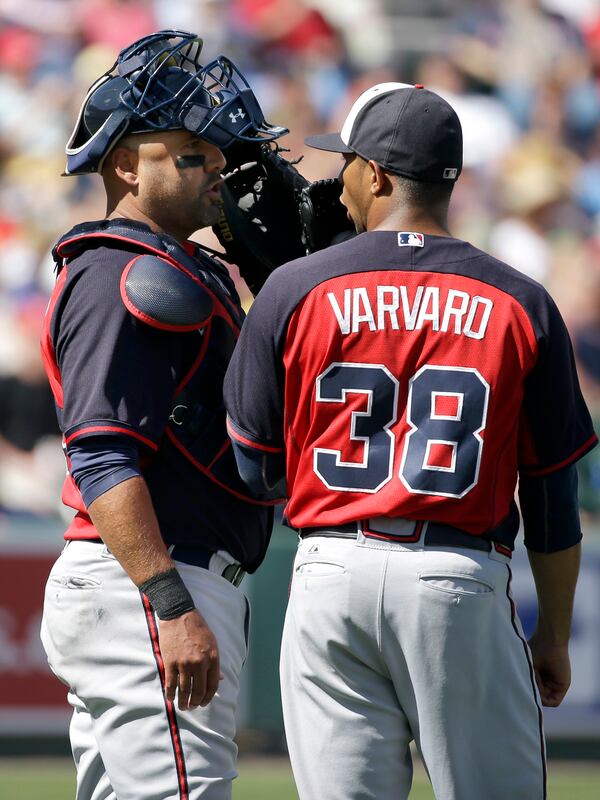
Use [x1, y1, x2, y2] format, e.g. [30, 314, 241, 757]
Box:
[305, 82, 463, 183]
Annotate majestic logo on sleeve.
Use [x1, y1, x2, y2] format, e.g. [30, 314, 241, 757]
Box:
[398, 232, 424, 247]
[327, 285, 494, 340]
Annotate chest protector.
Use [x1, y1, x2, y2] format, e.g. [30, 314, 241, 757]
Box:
[53, 219, 264, 506]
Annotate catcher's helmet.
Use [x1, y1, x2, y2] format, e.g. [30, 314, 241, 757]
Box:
[65, 30, 288, 175]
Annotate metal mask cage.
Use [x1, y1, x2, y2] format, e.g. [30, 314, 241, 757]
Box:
[64, 30, 288, 175]
[181, 56, 288, 148]
[203, 57, 287, 142]
[117, 31, 209, 129]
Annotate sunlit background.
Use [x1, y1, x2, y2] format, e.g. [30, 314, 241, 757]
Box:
[0, 0, 599, 770]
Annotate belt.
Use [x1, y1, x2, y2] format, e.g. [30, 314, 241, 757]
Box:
[77, 540, 247, 587]
[171, 545, 246, 587]
[298, 519, 511, 557]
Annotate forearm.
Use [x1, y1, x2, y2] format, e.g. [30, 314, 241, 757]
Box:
[527, 542, 581, 645]
[87, 475, 173, 586]
[88, 474, 219, 709]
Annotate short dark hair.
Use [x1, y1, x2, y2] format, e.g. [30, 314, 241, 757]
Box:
[392, 175, 454, 208]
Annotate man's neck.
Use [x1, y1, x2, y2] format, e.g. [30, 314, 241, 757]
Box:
[105, 201, 188, 244]
[367, 203, 451, 237]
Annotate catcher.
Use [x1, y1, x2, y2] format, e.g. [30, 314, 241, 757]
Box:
[39, 29, 349, 800]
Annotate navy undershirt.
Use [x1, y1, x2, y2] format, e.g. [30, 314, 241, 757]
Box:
[68, 435, 141, 507]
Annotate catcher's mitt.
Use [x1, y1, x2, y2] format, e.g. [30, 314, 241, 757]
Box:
[213, 143, 354, 295]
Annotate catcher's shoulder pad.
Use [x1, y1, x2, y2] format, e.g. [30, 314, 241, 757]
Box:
[120, 254, 213, 331]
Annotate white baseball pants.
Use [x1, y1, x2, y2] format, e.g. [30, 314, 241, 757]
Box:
[40, 540, 249, 800]
[280, 534, 546, 800]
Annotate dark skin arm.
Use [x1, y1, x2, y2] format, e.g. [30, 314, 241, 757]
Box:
[527, 542, 581, 707]
[88, 476, 221, 710]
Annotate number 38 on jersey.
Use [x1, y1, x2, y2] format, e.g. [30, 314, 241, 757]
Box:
[313, 362, 490, 499]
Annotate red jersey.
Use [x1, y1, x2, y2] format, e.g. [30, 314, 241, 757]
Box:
[225, 232, 597, 546]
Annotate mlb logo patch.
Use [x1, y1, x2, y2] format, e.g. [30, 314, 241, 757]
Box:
[398, 232, 424, 247]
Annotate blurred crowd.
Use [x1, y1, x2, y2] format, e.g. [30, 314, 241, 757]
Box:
[0, 0, 599, 521]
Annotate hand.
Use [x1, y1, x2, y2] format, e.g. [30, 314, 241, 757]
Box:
[158, 609, 221, 711]
[528, 632, 571, 707]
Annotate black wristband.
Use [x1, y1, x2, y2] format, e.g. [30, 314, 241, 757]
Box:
[139, 568, 195, 620]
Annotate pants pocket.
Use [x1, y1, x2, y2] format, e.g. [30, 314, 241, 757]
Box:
[42, 571, 104, 675]
[295, 560, 346, 577]
[47, 573, 102, 590]
[418, 572, 493, 596]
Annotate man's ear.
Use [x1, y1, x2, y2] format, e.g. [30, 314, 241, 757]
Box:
[109, 145, 139, 187]
[368, 160, 389, 196]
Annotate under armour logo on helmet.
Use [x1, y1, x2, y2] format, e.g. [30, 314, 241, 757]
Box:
[229, 108, 246, 123]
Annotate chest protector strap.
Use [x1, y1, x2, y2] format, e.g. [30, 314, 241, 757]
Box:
[52, 219, 268, 504]
[53, 218, 244, 331]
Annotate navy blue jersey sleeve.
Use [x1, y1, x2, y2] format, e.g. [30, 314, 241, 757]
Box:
[519, 292, 597, 476]
[518, 464, 582, 553]
[227, 429, 287, 501]
[56, 247, 187, 449]
[223, 274, 288, 451]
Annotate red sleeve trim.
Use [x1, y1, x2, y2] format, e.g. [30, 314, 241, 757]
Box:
[226, 418, 284, 454]
[65, 425, 159, 451]
[520, 433, 598, 477]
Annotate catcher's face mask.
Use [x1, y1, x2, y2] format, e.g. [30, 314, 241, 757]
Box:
[65, 29, 288, 175]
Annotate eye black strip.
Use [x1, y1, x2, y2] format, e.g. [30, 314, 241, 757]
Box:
[176, 155, 206, 168]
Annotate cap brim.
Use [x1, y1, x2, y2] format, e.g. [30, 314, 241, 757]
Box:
[304, 132, 353, 153]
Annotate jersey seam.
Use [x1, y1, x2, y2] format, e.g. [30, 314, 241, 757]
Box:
[519, 433, 598, 476]
[488, 432, 514, 532]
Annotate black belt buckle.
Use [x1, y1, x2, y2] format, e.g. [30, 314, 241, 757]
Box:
[222, 562, 245, 587]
